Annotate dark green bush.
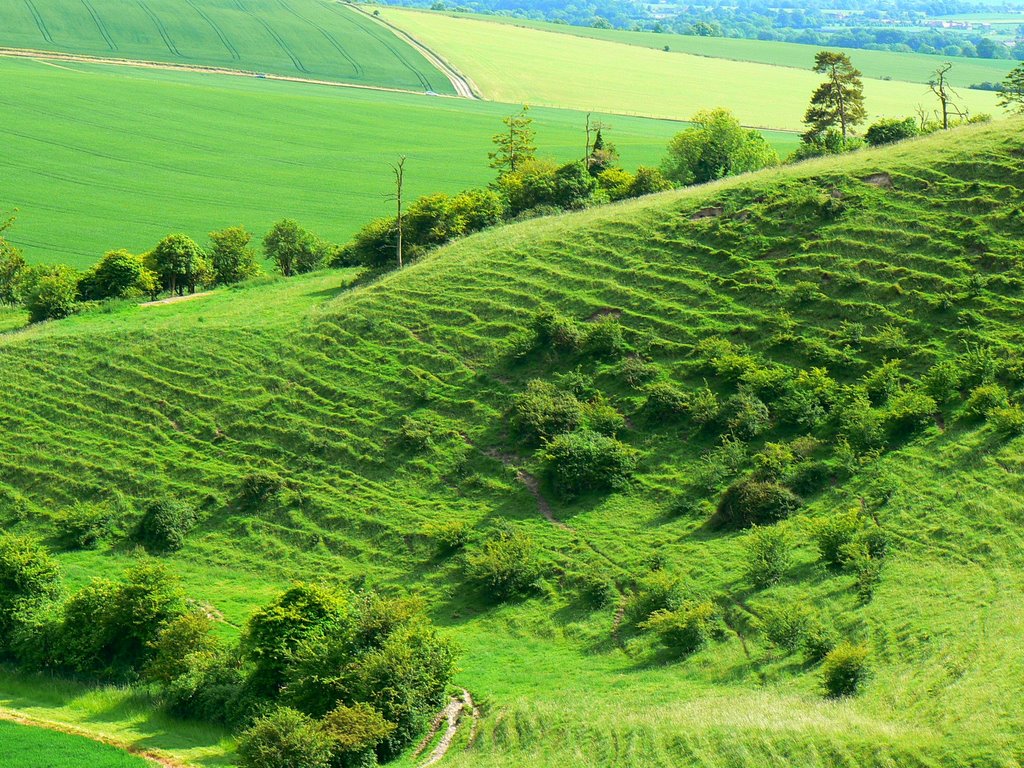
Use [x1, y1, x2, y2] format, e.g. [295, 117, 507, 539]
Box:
[237, 707, 333, 768]
[715, 478, 801, 528]
[963, 383, 1009, 419]
[743, 525, 791, 587]
[137, 499, 199, 553]
[725, 393, 771, 438]
[421, 519, 469, 553]
[571, 566, 617, 608]
[23, 265, 80, 323]
[464, 527, 543, 599]
[810, 508, 863, 569]
[989, 404, 1024, 435]
[582, 396, 626, 436]
[865, 117, 918, 146]
[625, 570, 683, 624]
[584, 316, 626, 358]
[55, 501, 121, 550]
[0, 533, 62, 650]
[821, 642, 869, 697]
[321, 703, 396, 768]
[144, 611, 220, 685]
[884, 390, 937, 436]
[687, 386, 721, 427]
[512, 380, 582, 442]
[533, 307, 586, 353]
[641, 600, 721, 656]
[239, 471, 285, 506]
[803, 620, 839, 664]
[619, 356, 660, 388]
[644, 381, 689, 419]
[922, 360, 963, 403]
[758, 602, 811, 651]
[863, 360, 903, 405]
[539, 430, 639, 498]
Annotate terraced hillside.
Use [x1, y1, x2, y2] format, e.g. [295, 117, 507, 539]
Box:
[377, 7, 1003, 130]
[0, 0, 452, 92]
[0, 56, 731, 266]
[3, 120, 1024, 767]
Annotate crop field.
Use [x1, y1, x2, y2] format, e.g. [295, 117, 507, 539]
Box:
[444, 12, 1018, 87]
[0, 0, 453, 92]
[0, 56, 777, 266]
[0, 719, 149, 767]
[2, 120, 1024, 766]
[376, 8, 1003, 131]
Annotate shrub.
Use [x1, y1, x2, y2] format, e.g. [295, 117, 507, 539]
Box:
[644, 381, 689, 419]
[145, 234, 210, 296]
[989, 404, 1024, 435]
[752, 442, 795, 482]
[0, 533, 62, 649]
[321, 703, 396, 768]
[743, 525, 792, 587]
[803, 620, 839, 664]
[77, 249, 155, 300]
[239, 471, 285, 506]
[237, 707, 333, 768]
[533, 307, 586, 353]
[922, 360, 963, 403]
[963, 383, 1009, 419]
[884, 390, 937, 436]
[585, 316, 626, 358]
[551, 160, 599, 209]
[810, 508, 863, 569]
[597, 167, 634, 201]
[725, 393, 771, 438]
[23, 265, 79, 322]
[715, 478, 801, 528]
[164, 648, 252, 728]
[821, 642, 869, 697]
[865, 117, 918, 146]
[582, 396, 626, 436]
[662, 108, 778, 186]
[863, 360, 903, 405]
[625, 570, 683, 623]
[758, 602, 811, 651]
[55, 501, 121, 549]
[344, 217, 396, 269]
[628, 166, 673, 198]
[144, 611, 220, 685]
[539, 430, 639, 498]
[619, 356, 660, 388]
[137, 499, 199, 553]
[464, 527, 543, 599]
[570, 565, 617, 608]
[641, 600, 721, 656]
[838, 392, 884, 451]
[421, 519, 469, 553]
[512, 380, 582, 442]
[687, 386, 721, 427]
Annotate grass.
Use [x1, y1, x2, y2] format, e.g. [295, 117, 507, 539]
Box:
[441, 11, 1019, 87]
[376, 6, 1004, 130]
[0, 0, 453, 92]
[0, 55, 777, 267]
[0, 719, 150, 767]
[3, 120, 1024, 767]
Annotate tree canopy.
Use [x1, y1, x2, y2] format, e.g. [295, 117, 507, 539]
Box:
[662, 108, 779, 186]
[803, 51, 867, 143]
[998, 63, 1024, 114]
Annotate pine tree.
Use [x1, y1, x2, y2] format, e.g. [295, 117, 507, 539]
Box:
[489, 106, 536, 175]
[803, 51, 867, 144]
[998, 63, 1024, 114]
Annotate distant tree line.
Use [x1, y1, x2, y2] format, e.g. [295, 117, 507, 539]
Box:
[0, 531, 455, 768]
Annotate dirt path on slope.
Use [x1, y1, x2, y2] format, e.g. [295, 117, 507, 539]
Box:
[348, 5, 480, 99]
[0, 709, 192, 768]
[0, 46, 467, 98]
[140, 291, 214, 307]
[412, 689, 477, 767]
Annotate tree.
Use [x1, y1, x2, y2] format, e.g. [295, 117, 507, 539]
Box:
[0, 211, 26, 306]
[237, 707, 333, 768]
[489, 106, 536, 175]
[147, 234, 209, 296]
[390, 156, 406, 269]
[23, 265, 80, 323]
[0, 533, 62, 650]
[586, 128, 619, 176]
[864, 117, 918, 146]
[263, 220, 325, 277]
[930, 63, 963, 130]
[662, 108, 779, 186]
[77, 250, 156, 301]
[998, 63, 1024, 114]
[208, 227, 262, 285]
[628, 166, 673, 197]
[803, 51, 867, 143]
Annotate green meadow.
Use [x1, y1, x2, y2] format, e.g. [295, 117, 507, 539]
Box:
[376, 7, 1003, 130]
[0, 56, 782, 267]
[0, 720, 149, 767]
[445, 11, 1019, 86]
[0, 0, 452, 92]
[2, 119, 1024, 766]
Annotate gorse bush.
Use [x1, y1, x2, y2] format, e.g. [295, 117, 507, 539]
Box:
[137, 499, 199, 553]
[758, 602, 812, 651]
[320, 703, 396, 768]
[865, 117, 918, 146]
[539, 430, 639, 498]
[644, 381, 689, 419]
[989, 404, 1024, 435]
[55, 501, 122, 550]
[715, 478, 801, 528]
[626, 570, 683, 624]
[421, 519, 469, 553]
[964, 383, 1009, 419]
[0, 533, 62, 650]
[533, 307, 586, 353]
[642, 600, 722, 656]
[512, 380, 582, 442]
[821, 642, 869, 697]
[581, 396, 626, 436]
[237, 706, 333, 768]
[464, 527, 543, 599]
[743, 525, 792, 587]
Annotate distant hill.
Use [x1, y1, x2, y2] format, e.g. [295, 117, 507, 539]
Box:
[2, 119, 1024, 767]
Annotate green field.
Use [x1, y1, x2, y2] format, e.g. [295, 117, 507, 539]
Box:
[0, 0, 453, 92]
[0, 56, 781, 267]
[2, 119, 1024, 766]
[443, 11, 1019, 86]
[0, 720, 149, 767]
[377, 7, 1003, 130]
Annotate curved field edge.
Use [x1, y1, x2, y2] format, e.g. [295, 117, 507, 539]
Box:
[1, 120, 1024, 767]
[373, 6, 1002, 131]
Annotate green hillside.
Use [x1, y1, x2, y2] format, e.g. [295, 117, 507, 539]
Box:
[376, 7, 1002, 130]
[0, 56, 756, 267]
[0, 720, 148, 767]
[0, 0, 452, 92]
[2, 119, 1024, 766]
[442, 11, 1017, 87]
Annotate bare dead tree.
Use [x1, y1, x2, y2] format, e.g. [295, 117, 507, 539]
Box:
[388, 156, 406, 268]
[930, 63, 965, 130]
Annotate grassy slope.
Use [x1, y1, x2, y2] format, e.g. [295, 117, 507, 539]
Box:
[2, 121, 1024, 766]
[0, 0, 453, 92]
[376, 7, 1002, 130]
[0, 720, 150, 767]
[0, 57, 755, 267]
[442, 12, 1017, 86]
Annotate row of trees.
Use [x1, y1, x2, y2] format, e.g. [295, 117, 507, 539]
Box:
[0, 532, 455, 768]
[0, 219, 332, 322]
